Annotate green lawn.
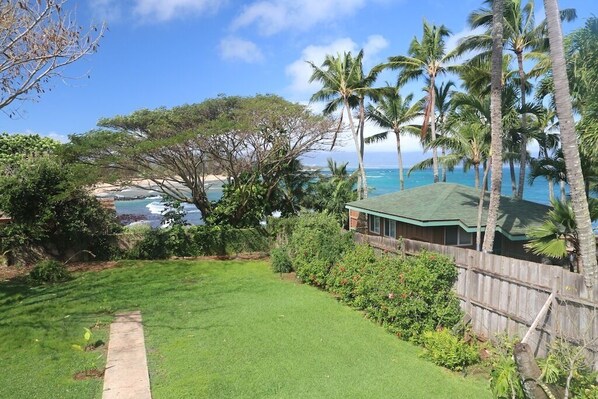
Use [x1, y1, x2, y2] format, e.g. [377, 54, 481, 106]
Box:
[0, 260, 491, 398]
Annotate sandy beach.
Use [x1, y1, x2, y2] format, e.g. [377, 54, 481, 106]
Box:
[91, 175, 227, 199]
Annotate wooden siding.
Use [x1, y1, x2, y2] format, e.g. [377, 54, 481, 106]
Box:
[349, 209, 538, 261]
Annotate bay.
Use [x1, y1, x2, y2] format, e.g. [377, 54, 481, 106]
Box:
[115, 166, 555, 227]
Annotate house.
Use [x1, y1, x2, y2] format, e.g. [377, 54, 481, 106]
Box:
[346, 183, 551, 261]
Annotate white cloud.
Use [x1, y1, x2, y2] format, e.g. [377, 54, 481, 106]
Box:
[285, 35, 388, 96]
[219, 36, 264, 63]
[231, 0, 368, 35]
[364, 34, 389, 56]
[133, 0, 223, 22]
[89, 0, 123, 22]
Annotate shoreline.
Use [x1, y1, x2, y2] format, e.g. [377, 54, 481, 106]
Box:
[91, 175, 226, 200]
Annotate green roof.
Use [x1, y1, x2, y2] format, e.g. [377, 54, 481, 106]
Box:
[346, 183, 550, 241]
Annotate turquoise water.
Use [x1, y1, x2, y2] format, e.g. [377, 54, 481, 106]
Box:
[115, 166, 555, 226]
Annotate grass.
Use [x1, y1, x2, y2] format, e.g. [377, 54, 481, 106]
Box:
[0, 260, 492, 398]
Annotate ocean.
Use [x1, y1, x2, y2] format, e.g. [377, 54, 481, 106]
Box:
[115, 166, 556, 227]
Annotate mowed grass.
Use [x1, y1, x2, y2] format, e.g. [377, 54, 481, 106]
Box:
[0, 260, 491, 398]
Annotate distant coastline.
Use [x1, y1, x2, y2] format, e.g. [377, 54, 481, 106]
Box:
[92, 175, 227, 200]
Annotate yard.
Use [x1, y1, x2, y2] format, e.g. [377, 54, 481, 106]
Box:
[0, 260, 491, 398]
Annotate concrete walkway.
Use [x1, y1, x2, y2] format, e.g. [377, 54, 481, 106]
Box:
[102, 311, 152, 399]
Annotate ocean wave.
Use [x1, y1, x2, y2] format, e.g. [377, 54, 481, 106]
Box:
[146, 201, 167, 215]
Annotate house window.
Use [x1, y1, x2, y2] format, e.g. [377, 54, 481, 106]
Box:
[445, 226, 473, 246]
[384, 219, 396, 238]
[369, 215, 380, 234]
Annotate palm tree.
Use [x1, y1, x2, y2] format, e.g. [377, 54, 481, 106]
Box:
[526, 199, 598, 272]
[435, 81, 456, 182]
[306, 158, 358, 228]
[384, 20, 457, 183]
[365, 85, 422, 190]
[412, 108, 490, 189]
[459, 0, 575, 200]
[309, 51, 380, 199]
[543, 0, 597, 285]
[478, 0, 504, 252]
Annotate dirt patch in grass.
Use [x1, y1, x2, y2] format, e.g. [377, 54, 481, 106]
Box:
[73, 368, 104, 380]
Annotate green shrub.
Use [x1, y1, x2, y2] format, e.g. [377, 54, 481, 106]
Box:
[326, 244, 379, 307]
[328, 247, 462, 341]
[127, 228, 170, 259]
[125, 225, 271, 259]
[420, 329, 479, 371]
[271, 246, 293, 273]
[287, 213, 353, 286]
[29, 260, 71, 284]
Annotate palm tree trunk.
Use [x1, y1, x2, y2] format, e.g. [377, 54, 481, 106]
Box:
[548, 179, 555, 201]
[441, 146, 447, 182]
[358, 99, 368, 198]
[560, 180, 566, 202]
[482, 0, 505, 253]
[516, 51, 528, 200]
[344, 100, 367, 200]
[477, 161, 491, 252]
[429, 77, 439, 183]
[474, 164, 480, 189]
[544, 0, 597, 286]
[509, 157, 517, 196]
[395, 130, 404, 191]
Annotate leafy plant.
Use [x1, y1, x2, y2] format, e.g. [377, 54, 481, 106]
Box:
[420, 329, 479, 371]
[489, 353, 525, 399]
[270, 246, 293, 273]
[286, 212, 353, 286]
[29, 260, 71, 284]
[71, 328, 93, 352]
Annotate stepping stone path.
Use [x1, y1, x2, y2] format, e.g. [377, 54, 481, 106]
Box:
[102, 311, 152, 399]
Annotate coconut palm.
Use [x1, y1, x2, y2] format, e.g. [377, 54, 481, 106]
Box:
[459, 0, 575, 200]
[309, 51, 381, 199]
[543, 0, 597, 285]
[306, 158, 358, 228]
[435, 81, 457, 182]
[411, 113, 491, 189]
[383, 20, 457, 183]
[365, 85, 422, 190]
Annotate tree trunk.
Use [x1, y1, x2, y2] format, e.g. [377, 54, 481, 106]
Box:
[509, 157, 517, 196]
[429, 77, 439, 183]
[516, 51, 528, 200]
[548, 179, 555, 202]
[345, 99, 367, 200]
[358, 99, 368, 198]
[396, 130, 404, 191]
[442, 146, 447, 182]
[477, 161, 491, 252]
[513, 343, 550, 399]
[544, 0, 597, 286]
[560, 180, 566, 202]
[482, 0, 505, 253]
[474, 163, 480, 189]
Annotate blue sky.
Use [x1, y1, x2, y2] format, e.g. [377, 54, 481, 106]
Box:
[1, 0, 590, 159]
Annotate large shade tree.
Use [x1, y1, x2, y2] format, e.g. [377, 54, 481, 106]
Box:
[384, 21, 457, 183]
[0, 0, 104, 116]
[66, 95, 336, 224]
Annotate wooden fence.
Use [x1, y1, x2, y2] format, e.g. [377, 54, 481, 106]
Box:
[354, 233, 598, 367]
